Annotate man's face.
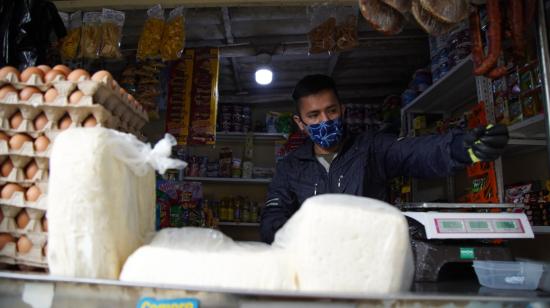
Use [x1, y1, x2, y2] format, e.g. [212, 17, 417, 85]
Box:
[293, 89, 345, 134]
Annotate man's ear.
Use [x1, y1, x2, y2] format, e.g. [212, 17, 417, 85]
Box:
[293, 114, 306, 132]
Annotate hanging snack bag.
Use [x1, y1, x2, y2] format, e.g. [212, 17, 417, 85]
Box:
[161, 6, 186, 62]
[61, 11, 82, 60]
[137, 4, 165, 60]
[100, 9, 125, 58]
[79, 12, 102, 59]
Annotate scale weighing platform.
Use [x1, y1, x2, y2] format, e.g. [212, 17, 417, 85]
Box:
[400, 202, 532, 282]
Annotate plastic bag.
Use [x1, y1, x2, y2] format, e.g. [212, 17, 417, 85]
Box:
[308, 4, 358, 54]
[411, 0, 454, 35]
[161, 6, 185, 62]
[137, 4, 165, 61]
[419, 0, 468, 23]
[61, 11, 82, 61]
[108, 131, 187, 176]
[79, 12, 102, 59]
[100, 9, 125, 58]
[359, 0, 405, 35]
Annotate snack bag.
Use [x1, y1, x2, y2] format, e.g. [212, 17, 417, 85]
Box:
[137, 4, 165, 60]
[79, 12, 102, 59]
[100, 9, 125, 58]
[161, 6, 185, 61]
[61, 11, 82, 60]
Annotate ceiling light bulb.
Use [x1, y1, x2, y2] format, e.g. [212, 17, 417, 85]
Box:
[255, 68, 273, 85]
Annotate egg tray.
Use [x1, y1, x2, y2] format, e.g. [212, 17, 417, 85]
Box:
[0, 205, 46, 235]
[0, 233, 48, 268]
[0, 130, 57, 158]
[0, 156, 48, 184]
[0, 181, 48, 211]
[0, 75, 148, 126]
[0, 71, 58, 92]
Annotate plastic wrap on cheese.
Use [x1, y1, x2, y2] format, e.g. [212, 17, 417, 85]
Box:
[47, 128, 185, 279]
[121, 194, 414, 294]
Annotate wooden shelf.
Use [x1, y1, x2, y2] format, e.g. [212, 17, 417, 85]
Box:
[183, 176, 271, 184]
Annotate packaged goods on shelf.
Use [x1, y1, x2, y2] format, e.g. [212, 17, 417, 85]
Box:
[156, 179, 203, 229]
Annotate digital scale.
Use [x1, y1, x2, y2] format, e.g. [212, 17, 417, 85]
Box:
[400, 203, 533, 282]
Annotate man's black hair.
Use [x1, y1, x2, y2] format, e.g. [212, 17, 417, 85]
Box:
[292, 75, 341, 114]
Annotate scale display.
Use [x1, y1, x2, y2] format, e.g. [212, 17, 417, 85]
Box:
[435, 218, 524, 234]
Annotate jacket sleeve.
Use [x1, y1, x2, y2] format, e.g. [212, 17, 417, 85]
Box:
[371, 129, 471, 180]
[260, 159, 299, 244]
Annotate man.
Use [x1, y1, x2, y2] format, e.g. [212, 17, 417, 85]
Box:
[260, 74, 508, 244]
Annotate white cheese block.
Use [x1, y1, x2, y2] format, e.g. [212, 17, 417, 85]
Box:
[47, 128, 156, 279]
[121, 194, 413, 294]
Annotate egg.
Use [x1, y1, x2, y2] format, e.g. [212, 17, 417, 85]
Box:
[52, 64, 71, 75]
[16, 209, 29, 229]
[0, 233, 15, 250]
[111, 79, 119, 90]
[8, 133, 32, 150]
[24, 160, 38, 180]
[44, 88, 58, 103]
[0, 132, 8, 142]
[91, 70, 113, 83]
[1, 183, 24, 199]
[42, 217, 48, 232]
[20, 67, 44, 83]
[1, 159, 13, 177]
[9, 111, 23, 129]
[19, 87, 42, 101]
[58, 114, 72, 130]
[0, 85, 17, 100]
[17, 236, 32, 254]
[25, 185, 41, 202]
[67, 69, 90, 82]
[44, 69, 66, 83]
[69, 90, 84, 104]
[0, 66, 19, 81]
[83, 115, 97, 127]
[33, 113, 48, 131]
[37, 65, 51, 74]
[34, 135, 50, 153]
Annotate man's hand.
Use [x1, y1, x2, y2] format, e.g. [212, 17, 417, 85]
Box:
[464, 124, 509, 163]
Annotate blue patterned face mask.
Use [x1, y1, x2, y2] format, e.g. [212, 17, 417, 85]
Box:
[305, 117, 344, 148]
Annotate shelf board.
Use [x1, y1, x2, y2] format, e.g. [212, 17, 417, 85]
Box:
[508, 114, 547, 139]
[402, 56, 476, 114]
[218, 222, 260, 227]
[533, 226, 550, 234]
[183, 176, 271, 184]
[216, 132, 288, 141]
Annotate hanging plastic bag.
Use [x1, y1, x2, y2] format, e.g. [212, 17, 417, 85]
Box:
[308, 4, 359, 54]
[161, 6, 185, 62]
[137, 4, 165, 61]
[100, 8, 125, 58]
[358, 0, 405, 35]
[79, 12, 102, 59]
[61, 11, 82, 61]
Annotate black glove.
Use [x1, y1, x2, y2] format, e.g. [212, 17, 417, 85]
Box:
[463, 124, 509, 163]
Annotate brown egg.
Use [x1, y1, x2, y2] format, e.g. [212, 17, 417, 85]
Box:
[83, 115, 97, 127]
[9, 111, 23, 129]
[111, 79, 119, 90]
[69, 90, 84, 104]
[0, 85, 17, 100]
[8, 133, 32, 150]
[58, 114, 72, 130]
[24, 160, 39, 180]
[43, 244, 47, 256]
[1, 159, 13, 177]
[44, 88, 58, 103]
[67, 69, 90, 82]
[25, 185, 41, 202]
[20, 67, 44, 83]
[33, 113, 48, 131]
[0, 131, 8, 142]
[17, 236, 32, 254]
[44, 69, 66, 83]
[91, 70, 113, 82]
[1, 183, 24, 199]
[52, 64, 71, 76]
[19, 87, 42, 101]
[42, 217, 48, 232]
[0, 66, 19, 80]
[0, 233, 15, 250]
[37, 65, 51, 74]
[16, 209, 29, 229]
[34, 135, 50, 153]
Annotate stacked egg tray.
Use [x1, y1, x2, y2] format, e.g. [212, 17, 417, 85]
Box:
[0, 65, 149, 270]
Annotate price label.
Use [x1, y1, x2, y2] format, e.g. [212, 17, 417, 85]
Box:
[137, 297, 199, 308]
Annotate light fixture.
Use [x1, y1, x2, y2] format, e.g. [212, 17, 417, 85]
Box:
[254, 53, 273, 86]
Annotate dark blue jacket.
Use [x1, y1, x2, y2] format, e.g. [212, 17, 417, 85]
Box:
[260, 130, 470, 243]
